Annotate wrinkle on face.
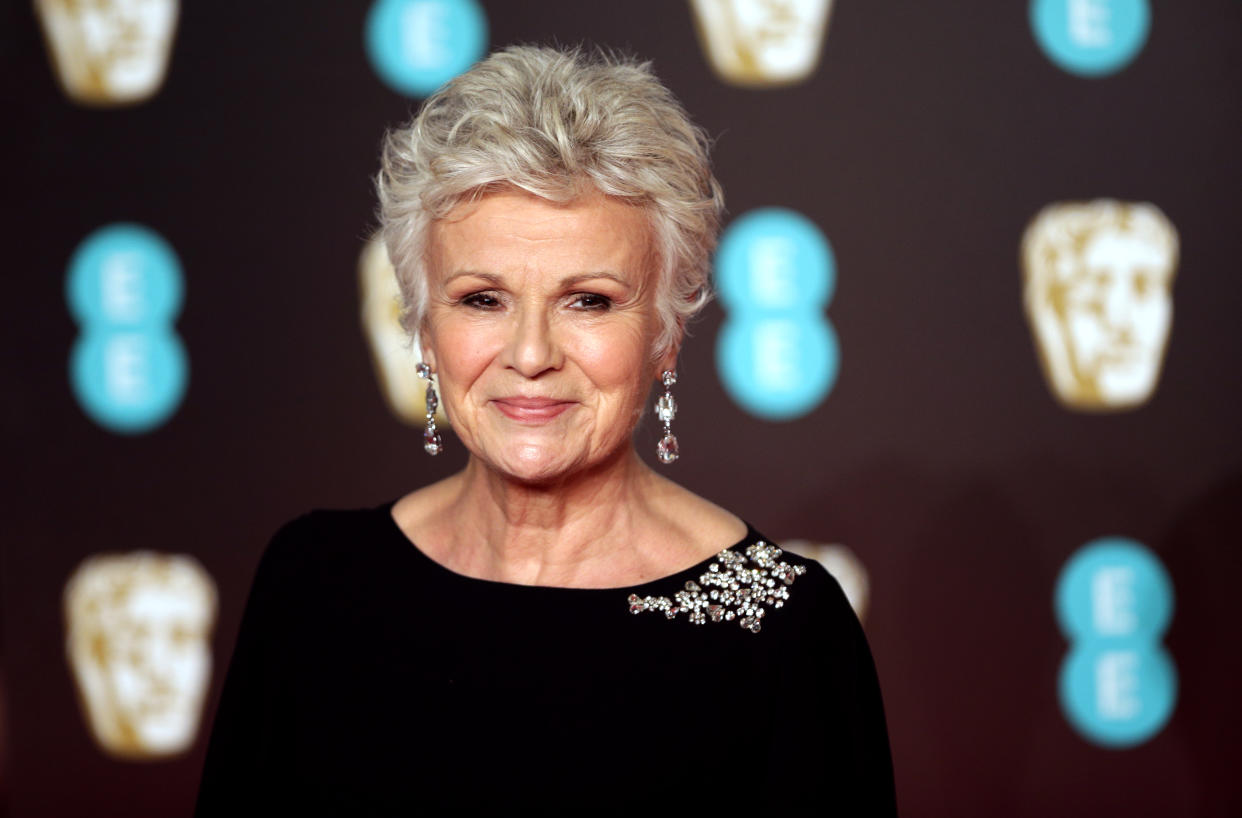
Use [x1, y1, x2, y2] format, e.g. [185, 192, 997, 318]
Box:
[421, 188, 671, 486]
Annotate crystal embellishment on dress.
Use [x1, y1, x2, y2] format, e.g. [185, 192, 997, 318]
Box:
[626, 541, 807, 633]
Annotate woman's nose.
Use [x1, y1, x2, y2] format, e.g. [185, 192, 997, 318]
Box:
[503, 305, 562, 377]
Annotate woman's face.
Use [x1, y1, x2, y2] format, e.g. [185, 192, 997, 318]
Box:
[421, 188, 674, 484]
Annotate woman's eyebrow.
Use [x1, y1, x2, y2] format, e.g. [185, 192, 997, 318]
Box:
[443, 271, 503, 286]
[442, 271, 633, 290]
[559, 272, 631, 289]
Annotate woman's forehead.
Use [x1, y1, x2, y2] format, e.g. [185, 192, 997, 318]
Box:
[429, 189, 654, 279]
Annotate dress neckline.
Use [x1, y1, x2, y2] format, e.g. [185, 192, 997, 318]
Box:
[379, 500, 762, 594]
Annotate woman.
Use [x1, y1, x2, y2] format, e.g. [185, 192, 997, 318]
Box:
[196, 46, 896, 816]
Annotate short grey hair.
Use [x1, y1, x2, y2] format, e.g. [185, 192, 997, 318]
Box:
[376, 45, 724, 359]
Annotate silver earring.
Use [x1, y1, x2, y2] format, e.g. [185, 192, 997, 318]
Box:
[416, 362, 443, 456]
[656, 370, 679, 464]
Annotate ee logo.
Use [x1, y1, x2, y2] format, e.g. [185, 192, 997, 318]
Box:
[1030, 0, 1150, 77]
[715, 208, 839, 421]
[66, 224, 188, 434]
[1054, 537, 1177, 748]
[366, 0, 488, 98]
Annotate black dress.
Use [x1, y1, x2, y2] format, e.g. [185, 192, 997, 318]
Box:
[195, 504, 897, 816]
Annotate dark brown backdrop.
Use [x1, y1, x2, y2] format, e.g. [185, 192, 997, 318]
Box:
[4, 1, 1241, 816]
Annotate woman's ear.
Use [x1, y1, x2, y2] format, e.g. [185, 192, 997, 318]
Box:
[657, 340, 680, 379]
[415, 327, 437, 372]
[663, 316, 687, 373]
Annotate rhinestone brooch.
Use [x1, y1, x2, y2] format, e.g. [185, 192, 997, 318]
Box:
[626, 541, 807, 634]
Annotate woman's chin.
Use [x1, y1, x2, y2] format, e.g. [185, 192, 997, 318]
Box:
[482, 446, 585, 486]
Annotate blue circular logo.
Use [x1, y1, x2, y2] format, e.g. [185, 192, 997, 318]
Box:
[1030, 0, 1150, 77]
[70, 330, 189, 434]
[1054, 537, 1177, 747]
[716, 208, 835, 313]
[1059, 644, 1177, 748]
[717, 317, 839, 421]
[715, 208, 839, 421]
[366, 0, 488, 98]
[1055, 537, 1173, 642]
[67, 224, 183, 327]
[65, 224, 188, 434]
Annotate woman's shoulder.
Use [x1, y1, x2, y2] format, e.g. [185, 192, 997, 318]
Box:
[648, 472, 748, 559]
[628, 515, 856, 640]
[257, 502, 402, 576]
[764, 542, 855, 623]
[270, 501, 394, 541]
[729, 528, 856, 628]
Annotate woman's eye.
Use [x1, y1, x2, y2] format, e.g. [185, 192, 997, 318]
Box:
[570, 293, 612, 311]
[462, 292, 502, 310]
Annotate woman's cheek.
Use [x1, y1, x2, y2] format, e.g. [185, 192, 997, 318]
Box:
[575, 323, 650, 382]
[439, 323, 499, 379]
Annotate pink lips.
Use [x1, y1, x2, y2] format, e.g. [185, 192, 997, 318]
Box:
[492, 397, 574, 423]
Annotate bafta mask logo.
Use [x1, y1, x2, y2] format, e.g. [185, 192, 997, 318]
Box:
[35, 0, 180, 107]
[64, 552, 217, 759]
[780, 541, 869, 620]
[690, 0, 833, 88]
[358, 234, 448, 427]
[1022, 200, 1178, 412]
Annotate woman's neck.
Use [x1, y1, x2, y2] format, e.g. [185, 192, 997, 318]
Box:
[435, 449, 667, 586]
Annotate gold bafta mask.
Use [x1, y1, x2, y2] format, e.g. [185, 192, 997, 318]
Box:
[690, 0, 834, 88]
[1022, 201, 1179, 412]
[35, 0, 179, 107]
[779, 540, 869, 620]
[64, 552, 216, 759]
[358, 234, 448, 427]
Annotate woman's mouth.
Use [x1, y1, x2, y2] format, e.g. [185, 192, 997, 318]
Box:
[491, 397, 575, 423]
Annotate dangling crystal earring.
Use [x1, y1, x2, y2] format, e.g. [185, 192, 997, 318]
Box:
[416, 362, 443, 456]
[656, 370, 679, 464]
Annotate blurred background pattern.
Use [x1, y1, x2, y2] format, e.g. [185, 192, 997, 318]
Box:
[4, 1, 1241, 815]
